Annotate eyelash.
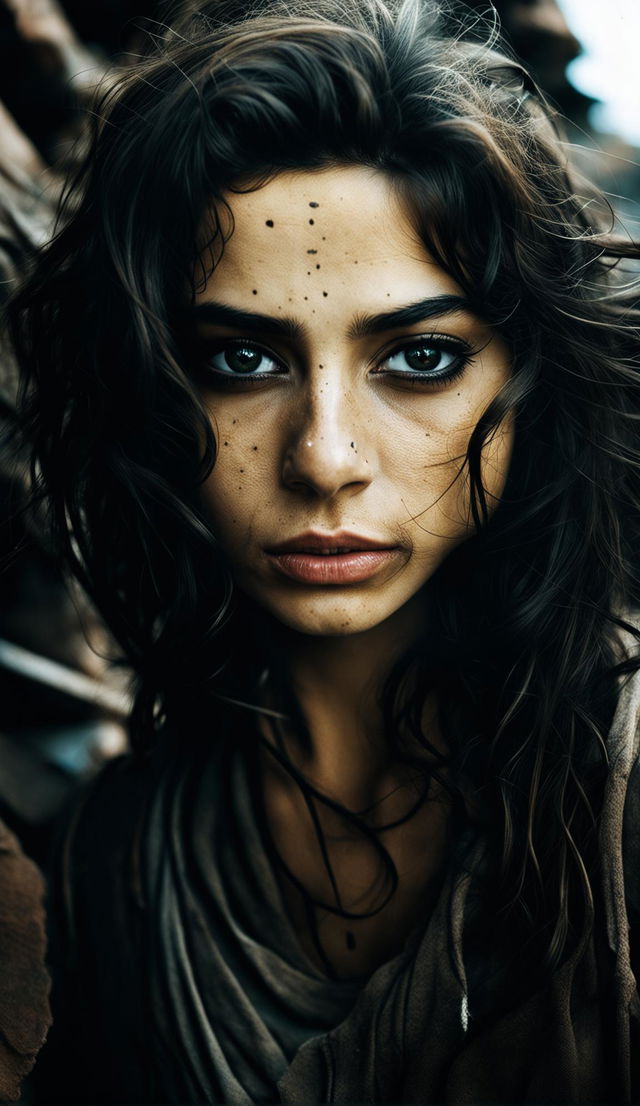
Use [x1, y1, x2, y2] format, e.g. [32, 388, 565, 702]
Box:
[196, 334, 474, 389]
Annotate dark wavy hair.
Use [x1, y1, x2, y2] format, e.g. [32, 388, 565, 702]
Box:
[7, 0, 640, 991]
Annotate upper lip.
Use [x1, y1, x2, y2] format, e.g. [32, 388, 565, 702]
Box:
[265, 531, 397, 554]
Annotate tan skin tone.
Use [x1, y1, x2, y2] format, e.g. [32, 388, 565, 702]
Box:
[193, 166, 512, 977]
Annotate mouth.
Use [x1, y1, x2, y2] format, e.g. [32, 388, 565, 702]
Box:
[264, 531, 400, 585]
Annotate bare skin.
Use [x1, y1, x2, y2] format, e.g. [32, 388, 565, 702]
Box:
[193, 166, 512, 976]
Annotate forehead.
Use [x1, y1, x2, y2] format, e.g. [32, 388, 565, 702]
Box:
[197, 166, 463, 313]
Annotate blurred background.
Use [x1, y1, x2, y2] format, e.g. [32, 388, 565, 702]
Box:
[0, 0, 638, 864]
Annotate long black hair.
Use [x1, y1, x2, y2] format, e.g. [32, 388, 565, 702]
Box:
[7, 0, 640, 987]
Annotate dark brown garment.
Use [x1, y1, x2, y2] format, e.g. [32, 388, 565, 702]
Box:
[0, 819, 51, 1103]
[40, 675, 640, 1105]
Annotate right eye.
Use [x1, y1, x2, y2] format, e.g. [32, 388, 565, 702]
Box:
[206, 342, 284, 378]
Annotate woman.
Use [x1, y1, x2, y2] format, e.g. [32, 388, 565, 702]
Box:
[8, 0, 640, 1101]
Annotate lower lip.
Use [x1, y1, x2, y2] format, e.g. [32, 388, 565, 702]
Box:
[266, 550, 398, 585]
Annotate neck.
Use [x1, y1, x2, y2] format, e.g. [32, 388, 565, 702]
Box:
[262, 593, 430, 809]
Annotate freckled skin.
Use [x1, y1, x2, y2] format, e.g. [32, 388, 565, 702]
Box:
[196, 166, 512, 637]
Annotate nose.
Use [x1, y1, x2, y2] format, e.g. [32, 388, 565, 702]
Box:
[281, 376, 373, 499]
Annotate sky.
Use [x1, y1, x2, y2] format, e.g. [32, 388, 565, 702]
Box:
[558, 0, 640, 146]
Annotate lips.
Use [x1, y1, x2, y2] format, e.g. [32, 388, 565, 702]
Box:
[266, 531, 395, 555]
[265, 531, 400, 585]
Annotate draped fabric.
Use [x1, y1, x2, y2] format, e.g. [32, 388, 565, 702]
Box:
[41, 671, 640, 1104]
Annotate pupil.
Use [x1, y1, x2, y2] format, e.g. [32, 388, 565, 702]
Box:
[405, 346, 440, 371]
[225, 347, 262, 373]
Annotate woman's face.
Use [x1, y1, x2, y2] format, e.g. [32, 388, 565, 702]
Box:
[193, 166, 512, 637]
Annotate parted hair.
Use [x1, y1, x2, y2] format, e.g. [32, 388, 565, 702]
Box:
[8, 0, 640, 988]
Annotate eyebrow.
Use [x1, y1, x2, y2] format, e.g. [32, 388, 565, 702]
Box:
[348, 295, 473, 339]
[191, 302, 304, 341]
[191, 294, 472, 342]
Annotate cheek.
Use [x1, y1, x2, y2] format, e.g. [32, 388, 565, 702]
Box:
[200, 410, 275, 541]
[391, 395, 512, 541]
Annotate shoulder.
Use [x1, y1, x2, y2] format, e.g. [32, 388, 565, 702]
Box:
[62, 751, 152, 864]
[52, 747, 164, 955]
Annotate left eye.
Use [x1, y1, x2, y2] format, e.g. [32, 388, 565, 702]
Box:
[208, 344, 282, 376]
[380, 341, 469, 379]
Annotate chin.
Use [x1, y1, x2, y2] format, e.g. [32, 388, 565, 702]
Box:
[256, 594, 394, 638]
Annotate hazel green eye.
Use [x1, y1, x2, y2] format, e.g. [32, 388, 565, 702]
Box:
[226, 347, 263, 373]
[404, 346, 445, 370]
[383, 342, 467, 377]
[209, 344, 281, 376]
